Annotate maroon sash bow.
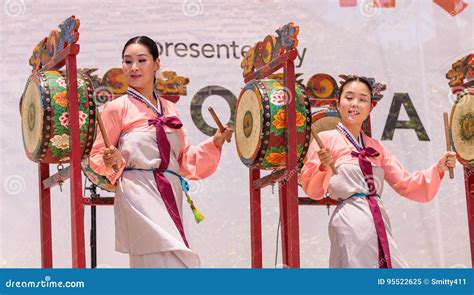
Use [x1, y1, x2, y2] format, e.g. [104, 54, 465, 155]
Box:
[148, 116, 190, 247]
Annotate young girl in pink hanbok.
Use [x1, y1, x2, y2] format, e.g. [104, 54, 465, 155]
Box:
[301, 76, 457, 268]
[89, 36, 232, 268]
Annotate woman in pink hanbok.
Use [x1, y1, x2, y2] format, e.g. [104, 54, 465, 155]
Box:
[301, 76, 457, 268]
[89, 36, 232, 268]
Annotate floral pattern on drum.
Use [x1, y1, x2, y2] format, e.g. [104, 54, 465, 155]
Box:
[45, 70, 91, 161]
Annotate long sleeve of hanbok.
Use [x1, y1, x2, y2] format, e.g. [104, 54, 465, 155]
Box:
[380, 144, 444, 203]
[89, 101, 126, 184]
[177, 127, 222, 180]
[300, 136, 333, 200]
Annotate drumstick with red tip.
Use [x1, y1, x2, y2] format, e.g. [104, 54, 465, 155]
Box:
[97, 111, 119, 172]
[208, 107, 231, 142]
[311, 129, 338, 175]
[443, 112, 454, 179]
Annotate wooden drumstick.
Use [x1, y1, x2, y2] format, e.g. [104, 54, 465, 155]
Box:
[208, 107, 231, 143]
[96, 111, 119, 173]
[443, 112, 454, 179]
[311, 129, 338, 175]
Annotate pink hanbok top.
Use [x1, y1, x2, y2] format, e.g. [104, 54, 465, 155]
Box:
[89, 88, 222, 267]
[301, 127, 444, 267]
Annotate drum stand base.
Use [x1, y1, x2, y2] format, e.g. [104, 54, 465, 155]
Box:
[85, 183, 99, 268]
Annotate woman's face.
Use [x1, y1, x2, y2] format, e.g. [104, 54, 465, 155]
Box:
[337, 81, 372, 126]
[122, 43, 160, 90]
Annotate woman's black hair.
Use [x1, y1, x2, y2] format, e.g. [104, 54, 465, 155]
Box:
[122, 36, 159, 60]
[338, 76, 373, 101]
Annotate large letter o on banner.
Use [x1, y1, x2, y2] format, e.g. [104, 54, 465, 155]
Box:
[190, 85, 236, 136]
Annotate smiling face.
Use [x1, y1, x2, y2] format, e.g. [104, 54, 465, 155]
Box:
[122, 43, 160, 91]
[337, 80, 373, 127]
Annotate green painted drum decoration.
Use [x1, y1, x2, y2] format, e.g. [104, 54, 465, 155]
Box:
[235, 79, 312, 169]
[450, 87, 474, 166]
[20, 70, 96, 163]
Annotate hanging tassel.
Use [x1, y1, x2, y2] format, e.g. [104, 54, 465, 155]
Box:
[184, 191, 205, 224]
[164, 169, 205, 224]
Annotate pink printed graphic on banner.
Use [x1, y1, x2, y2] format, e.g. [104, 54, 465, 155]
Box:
[339, 0, 357, 7]
[375, 0, 396, 8]
[339, 0, 396, 8]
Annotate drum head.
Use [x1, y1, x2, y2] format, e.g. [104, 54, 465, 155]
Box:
[450, 88, 474, 166]
[21, 76, 44, 161]
[312, 109, 340, 137]
[235, 85, 263, 166]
